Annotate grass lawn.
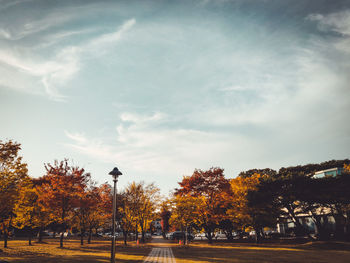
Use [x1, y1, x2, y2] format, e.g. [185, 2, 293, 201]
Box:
[0, 238, 151, 262]
[1, 237, 350, 262]
[172, 240, 350, 263]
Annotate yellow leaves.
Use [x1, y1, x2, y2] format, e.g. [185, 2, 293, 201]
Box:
[227, 173, 261, 228]
[344, 164, 350, 173]
[170, 195, 202, 229]
[0, 140, 28, 224]
[13, 179, 53, 229]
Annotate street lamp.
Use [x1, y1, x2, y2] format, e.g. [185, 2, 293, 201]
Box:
[109, 167, 122, 263]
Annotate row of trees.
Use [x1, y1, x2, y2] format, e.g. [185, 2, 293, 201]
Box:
[0, 140, 160, 248]
[163, 160, 350, 243]
[2, 139, 350, 248]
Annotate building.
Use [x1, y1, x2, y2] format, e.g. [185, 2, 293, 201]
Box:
[313, 167, 343, 178]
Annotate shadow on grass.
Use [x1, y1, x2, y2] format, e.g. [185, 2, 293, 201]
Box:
[0, 241, 150, 263]
[172, 242, 350, 263]
[1, 254, 143, 263]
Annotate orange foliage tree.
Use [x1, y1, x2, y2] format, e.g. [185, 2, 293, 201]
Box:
[37, 159, 90, 248]
[13, 178, 53, 245]
[0, 140, 28, 248]
[175, 167, 230, 243]
[85, 183, 112, 244]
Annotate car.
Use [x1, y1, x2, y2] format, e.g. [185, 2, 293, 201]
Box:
[170, 231, 194, 241]
[165, 232, 173, 239]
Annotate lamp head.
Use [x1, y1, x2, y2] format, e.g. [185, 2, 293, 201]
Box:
[109, 167, 122, 180]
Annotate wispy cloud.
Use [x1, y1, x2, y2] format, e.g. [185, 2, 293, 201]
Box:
[0, 18, 136, 101]
[64, 112, 245, 187]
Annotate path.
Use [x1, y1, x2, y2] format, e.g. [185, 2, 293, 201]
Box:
[143, 236, 176, 263]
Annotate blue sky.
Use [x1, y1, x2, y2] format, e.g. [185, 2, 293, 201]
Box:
[1, 0, 350, 194]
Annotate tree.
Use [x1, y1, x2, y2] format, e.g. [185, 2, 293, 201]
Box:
[13, 178, 52, 245]
[72, 177, 95, 246]
[169, 195, 201, 244]
[86, 183, 112, 244]
[175, 167, 230, 243]
[239, 168, 277, 178]
[0, 140, 28, 248]
[160, 201, 171, 239]
[138, 183, 160, 243]
[37, 159, 90, 248]
[118, 190, 137, 245]
[122, 182, 160, 243]
[228, 174, 260, 239]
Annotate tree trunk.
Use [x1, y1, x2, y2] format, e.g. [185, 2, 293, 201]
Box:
[345, 210, 350, 241]
[4, 232, 8, 248]
[135, 224, 138, 241]
[123, 230, 128, 245]
[28, 229, 32, 246]
[141, 231, 145, 243]
[287, 205, 315, 240]
[80, 229, 84, 245]
[87, 228, 92, 244]
[60, 232, 64, 248]
[254, 227, 262, 244]
[206, 230, 213, 244]
[37, 227, 43, 242]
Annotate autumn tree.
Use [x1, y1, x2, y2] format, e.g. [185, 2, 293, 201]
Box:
[228, 169, 280, 243]
[170, 195, 201, 244]
[228, 174, 260, 239]
[160, 200, 171, 239]
[86, 183, 112, 244]
[0, 140, 28, 248]
[138, 182, 160, 243]
[123, 182, 143, 241]
[13, 178, 52, 245]
[118, 190, 137, 245]
[175, 167, 230, 243]
[72, 177, 96, 246]
[37, 159, 90, 248]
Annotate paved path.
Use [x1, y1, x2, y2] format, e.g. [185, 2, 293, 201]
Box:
[143, 236, 176, 263]
[143, 247, 176, 263]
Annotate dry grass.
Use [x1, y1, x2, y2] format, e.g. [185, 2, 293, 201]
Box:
[2, 237, 350, 263]
[172, 240, 350, 263]
[0, 238, 151, 263]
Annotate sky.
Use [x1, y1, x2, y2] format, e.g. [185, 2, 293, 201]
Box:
[1, 0, 350, 194]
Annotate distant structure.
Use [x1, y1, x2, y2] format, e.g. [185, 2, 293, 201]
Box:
[151, 219, 162, 234]
[313, 167, 343, 178]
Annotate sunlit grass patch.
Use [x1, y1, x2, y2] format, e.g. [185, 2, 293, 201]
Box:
[0, 238, 150, 263]
[172, 241, 350, 263]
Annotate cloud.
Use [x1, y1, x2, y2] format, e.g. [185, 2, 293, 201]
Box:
[120, 111, 166, 124]
[307, 10, 350, 36]
[64, 111, 248, 189]
[63, 9, 350, 186]
[0, 18, 136, 101]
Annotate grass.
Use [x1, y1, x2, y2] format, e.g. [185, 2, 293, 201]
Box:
[1, 237, 350, 263]
[0, 238, 151, 262]
[172, 240, 350, 263]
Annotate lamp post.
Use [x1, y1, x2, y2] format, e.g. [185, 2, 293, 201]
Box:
[109, 167, 122, 263]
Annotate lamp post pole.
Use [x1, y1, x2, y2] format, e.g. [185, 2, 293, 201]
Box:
[109, 167, 122, 263]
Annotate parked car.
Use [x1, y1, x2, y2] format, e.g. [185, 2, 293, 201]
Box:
[170, 231, 194, 241]
[165, 232, 173, 239]
[214, 233, 226, 239]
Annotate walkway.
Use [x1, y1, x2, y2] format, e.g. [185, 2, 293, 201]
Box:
[143, 236, 176, 263]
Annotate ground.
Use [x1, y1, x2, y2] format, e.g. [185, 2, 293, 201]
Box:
[1, 237, 350, 262]
[0, 238, 150, 263]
